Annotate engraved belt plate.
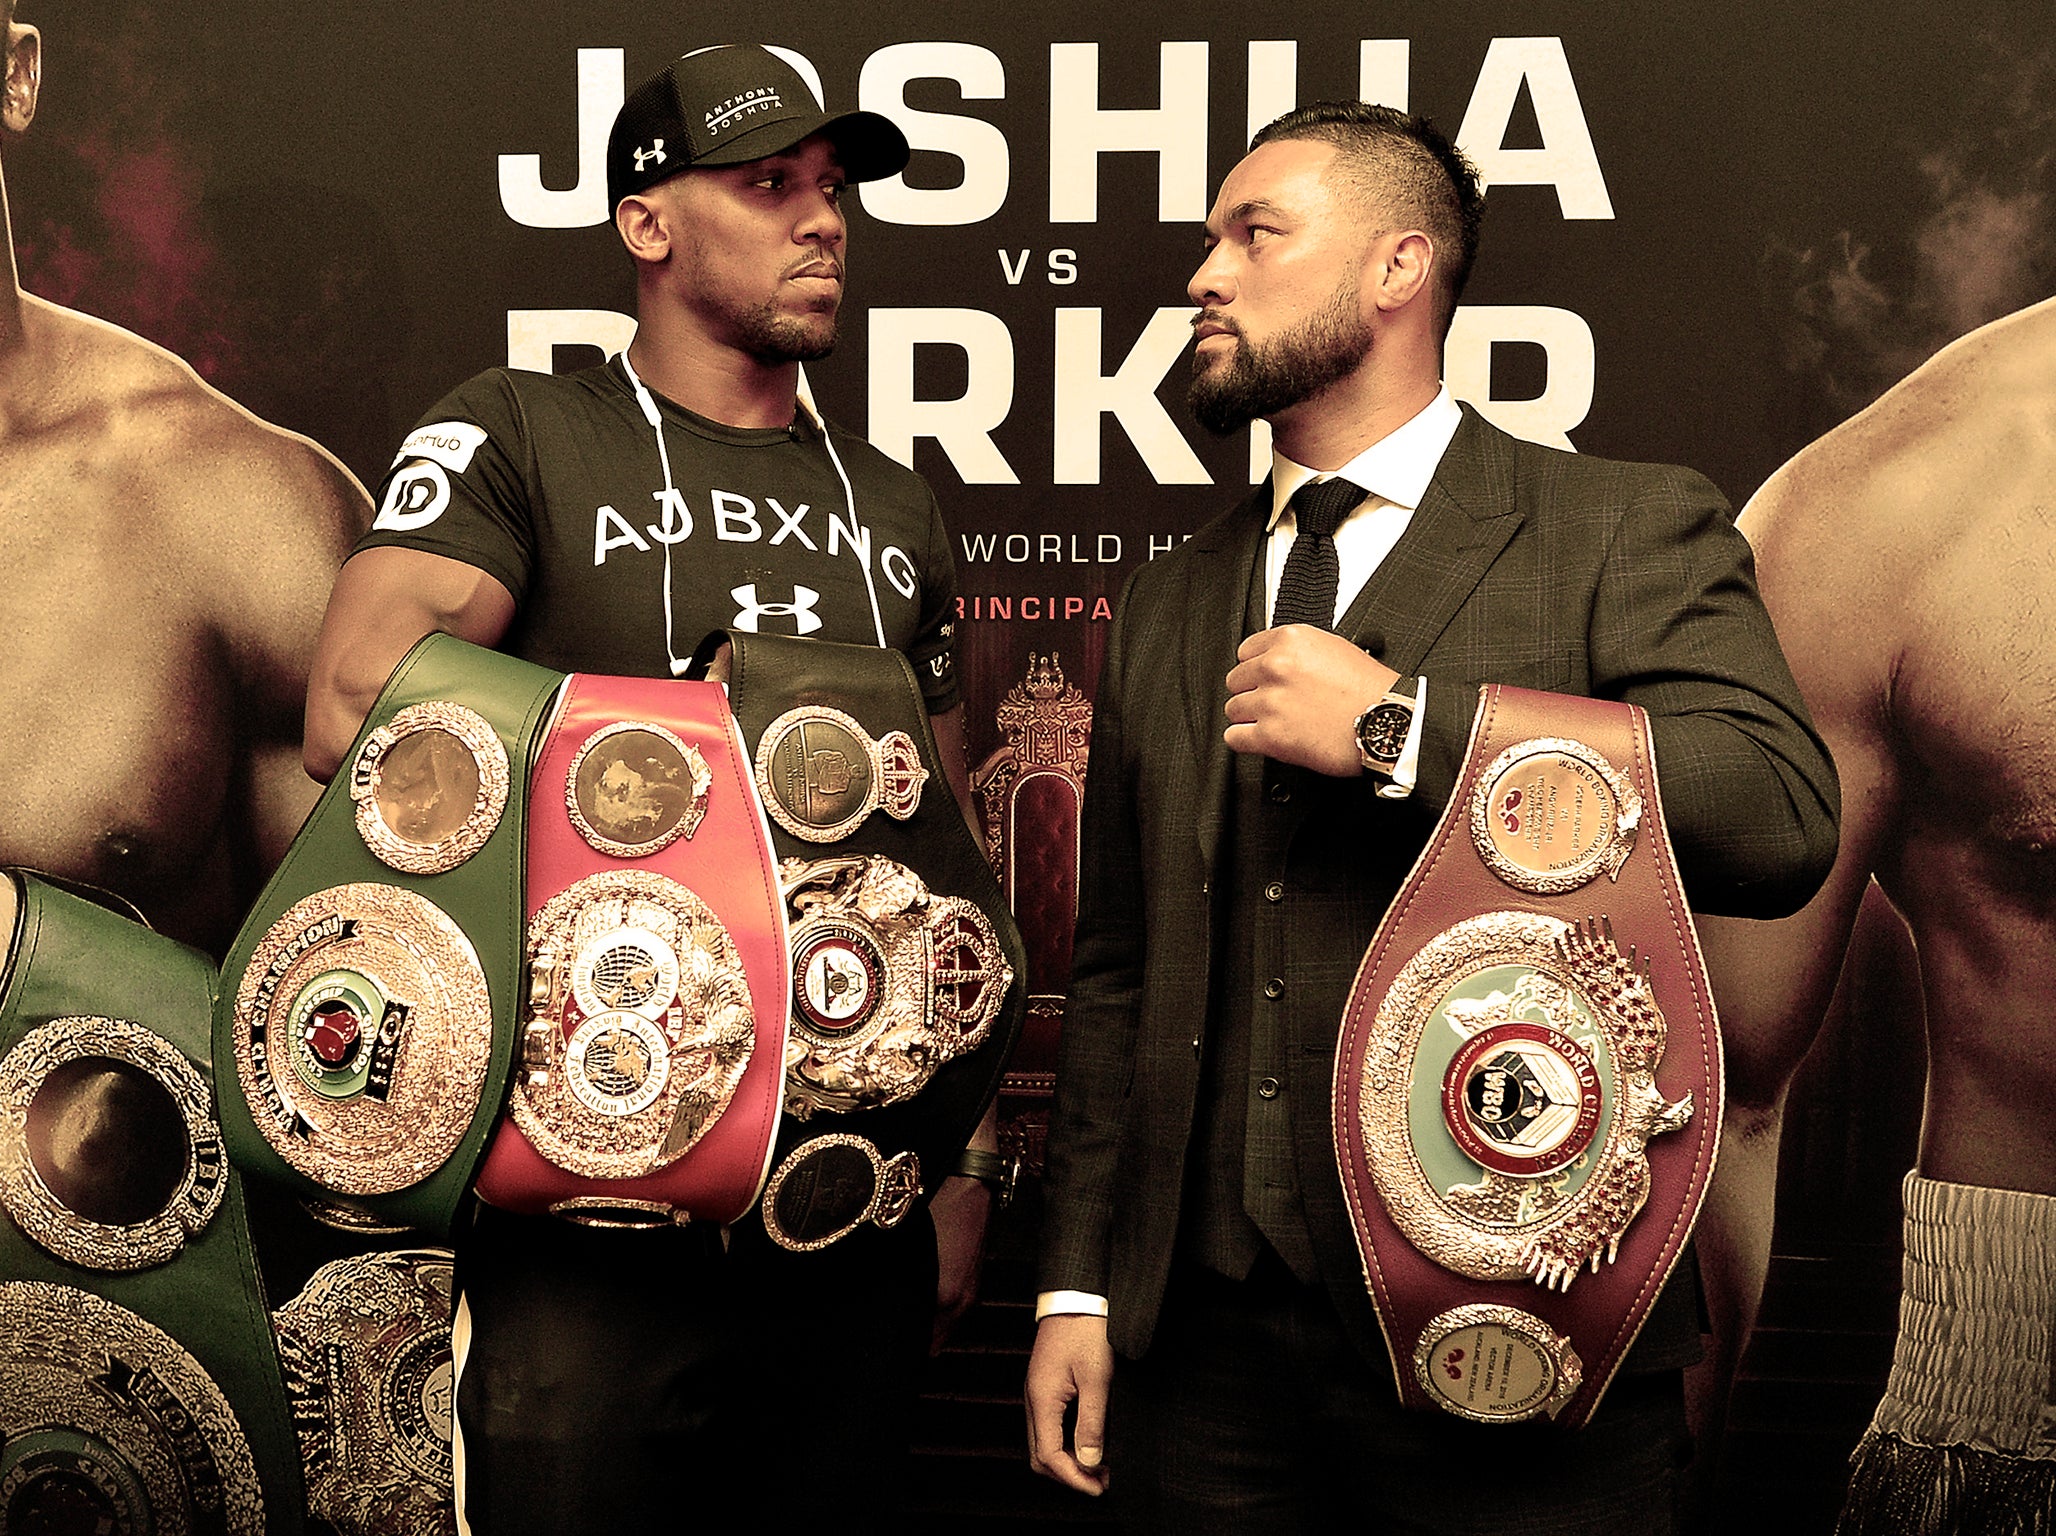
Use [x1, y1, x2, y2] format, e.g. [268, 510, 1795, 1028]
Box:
[0, 1016, 228, 1272]
[232, 884, 493, 1196]
[512, 870, 756, 1179]
[1469, 737, 1641, 895]
[565, 719, 712, 858]
[1358, 912, 1693, 1291]
[274, 1249, 456, 1536]
[779, 855, 1012, 1117]
[761, 1134, 921, 1252]
[351, 700, 510, 876]
[1413, 1304, 1583, 1424]
[753, 706, 927, 843]
[0, 1280, 266, 1533]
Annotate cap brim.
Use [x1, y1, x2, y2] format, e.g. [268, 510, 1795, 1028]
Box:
[690, 108, 911, 183]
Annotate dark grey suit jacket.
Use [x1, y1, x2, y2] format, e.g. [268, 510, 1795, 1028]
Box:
[1040, 405, 1839, 1364]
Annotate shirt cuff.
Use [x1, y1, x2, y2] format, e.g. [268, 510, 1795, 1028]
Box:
[1377, 676, 1427, 801]
[1035, 1290, 1110, 1321]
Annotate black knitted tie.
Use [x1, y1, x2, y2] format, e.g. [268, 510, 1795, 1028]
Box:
[1270, 477, 1361, 630]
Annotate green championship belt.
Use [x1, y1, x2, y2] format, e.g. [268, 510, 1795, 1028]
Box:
[0, 871, 305, 1535]
[216, 634, 565, 1237]
[692, 631, 1027, 1252]
[273, 1247, 456, 1536]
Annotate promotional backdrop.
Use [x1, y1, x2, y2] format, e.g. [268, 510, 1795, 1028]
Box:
[8, 0, 2053, 1525]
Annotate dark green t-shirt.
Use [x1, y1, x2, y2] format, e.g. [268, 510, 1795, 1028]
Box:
[358, 357, 959, 708]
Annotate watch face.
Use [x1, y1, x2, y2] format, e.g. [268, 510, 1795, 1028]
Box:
[1358, 701, 1413, 763]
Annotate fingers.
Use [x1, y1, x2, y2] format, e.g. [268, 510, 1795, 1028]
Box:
[1025, 1317, 1114, 1496]
[1073, 1369, 1109, 1476]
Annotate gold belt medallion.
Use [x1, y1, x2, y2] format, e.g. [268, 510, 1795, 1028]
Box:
[232, 884, 493, 1196]
[351, 700, 510, 876]
[0, 1280, 266, 1534]
[779, 855, 1011, 1117]
[753, 706, 928, 843]
[1469, 737, 1641, 895]
[1411, 1304, 1584, 1424]
[564, 719, 712, 858]
[0, 1017, 227, 1272]
[761, 1133, 921, 1252]
[1358, 911, 1693, 1291]
[274, 1249, 455, 1536]
[512, 871, 755, 1179]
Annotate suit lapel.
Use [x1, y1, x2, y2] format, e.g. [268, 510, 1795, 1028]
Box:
[1184, 486, 1269, 876]
[1340, 406, 1522, 671]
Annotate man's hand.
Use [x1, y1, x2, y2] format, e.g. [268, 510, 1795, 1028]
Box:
[929, 1173, 992, 1353]
[1224, 625, 1398, 776]
[1026, 1312, 1114, 1495]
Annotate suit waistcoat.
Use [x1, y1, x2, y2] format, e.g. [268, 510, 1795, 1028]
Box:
[1181, 550, 1389, 1285]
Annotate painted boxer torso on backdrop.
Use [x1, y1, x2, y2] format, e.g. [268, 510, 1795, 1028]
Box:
[0, 12, 367, 956]
[1699, 294, 2056, 1530]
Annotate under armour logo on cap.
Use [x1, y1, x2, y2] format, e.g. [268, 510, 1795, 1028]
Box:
[634, 140, 667, 172]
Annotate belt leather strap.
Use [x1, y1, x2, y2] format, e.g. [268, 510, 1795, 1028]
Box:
[1, 871, 305, 1535]
[472, 673, 788, 1225]
[1332, 685, 1722, 1427]
[216, 633, 564, 1237]
[694, 630, 1026, 1246]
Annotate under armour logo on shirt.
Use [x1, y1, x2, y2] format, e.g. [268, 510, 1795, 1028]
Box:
[731, 583, 822, 635]
[634, 140, 667, 171]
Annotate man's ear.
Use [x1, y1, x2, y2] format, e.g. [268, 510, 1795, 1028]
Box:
[1371, 229, 1436, 316]
[4, 25, 41, 135]
[614, 191, 671, 264]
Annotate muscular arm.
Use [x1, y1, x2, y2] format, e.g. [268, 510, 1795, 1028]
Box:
[180, 411, 372, 902]
[303, 546, 517, 783]
[924, 699, 999, 1343]
[1686, 449, 1901, 1463]
[222, 443, 372, 867]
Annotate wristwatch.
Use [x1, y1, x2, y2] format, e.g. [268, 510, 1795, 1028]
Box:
[1353, 684, 1418, 777]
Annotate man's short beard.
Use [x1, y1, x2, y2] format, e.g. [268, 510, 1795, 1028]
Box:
[1188, 279, 1372, 435]
[735, 304, 838, 365]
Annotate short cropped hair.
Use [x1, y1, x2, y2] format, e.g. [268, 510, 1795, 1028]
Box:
[1252, 101, 1484, 337]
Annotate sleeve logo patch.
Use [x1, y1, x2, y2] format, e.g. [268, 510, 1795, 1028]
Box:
[375, 461, 452, 532]
[391, 421, 489, 473]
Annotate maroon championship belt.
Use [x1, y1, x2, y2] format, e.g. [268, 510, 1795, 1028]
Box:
[472, 675, 789, 1227]
[1332, 685, 1722, 1427]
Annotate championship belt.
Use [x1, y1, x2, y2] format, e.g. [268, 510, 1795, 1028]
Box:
[0, 871, 305, 1535]
[470, 673, 789, 1227]
[694, 631, 1026, 1252]
[1332, 686, 1722, 1427]
[273, 1248, 455, 1536]
[217, 634, 565, 1237]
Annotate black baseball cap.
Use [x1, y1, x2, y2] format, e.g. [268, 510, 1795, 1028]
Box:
[608, 44, 911, 209]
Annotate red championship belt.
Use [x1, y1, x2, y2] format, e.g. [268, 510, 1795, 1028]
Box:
[473, 676, 790, 1226]
[1332, 685, 1722, 1427]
